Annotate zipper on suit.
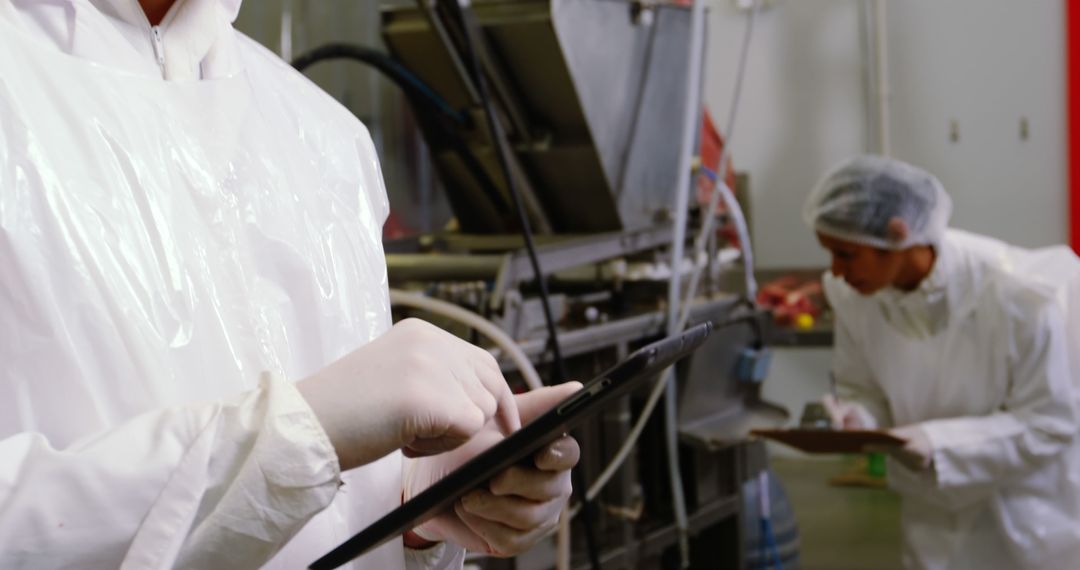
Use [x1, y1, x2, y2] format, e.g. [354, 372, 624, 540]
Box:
[150, 26, 166, 76]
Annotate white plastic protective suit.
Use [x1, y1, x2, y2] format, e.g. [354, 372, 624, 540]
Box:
[826, 229, 1080, 570]
[0, 1, 462, 568]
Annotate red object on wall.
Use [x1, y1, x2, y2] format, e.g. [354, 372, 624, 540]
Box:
[1069, 0, 1080, 252]
[696, 108, 737, 212]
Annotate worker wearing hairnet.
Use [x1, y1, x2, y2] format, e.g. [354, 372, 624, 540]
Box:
[0, 1, 578, 568]
[806, 155, 1080, 569]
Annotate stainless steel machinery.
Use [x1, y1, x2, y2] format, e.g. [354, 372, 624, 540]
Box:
[290, 0, 797, 566]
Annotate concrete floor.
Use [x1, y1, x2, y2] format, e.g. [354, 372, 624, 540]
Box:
[771, 457, 904, 570]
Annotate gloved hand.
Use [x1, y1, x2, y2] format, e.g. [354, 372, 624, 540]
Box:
[404, 382, 582, 556]
[821, 395, 879, 430]
[297, 318, 521, 471]
[885, 424, 934, 471]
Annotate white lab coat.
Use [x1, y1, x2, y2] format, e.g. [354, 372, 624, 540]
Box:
[826, 229, 1080, 570]
[0, 1, 463, 568]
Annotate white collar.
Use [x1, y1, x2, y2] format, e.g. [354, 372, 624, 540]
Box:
[5, 0, 241, 79]
[96, 0, 232, 79]
[874, 240, 952, 339]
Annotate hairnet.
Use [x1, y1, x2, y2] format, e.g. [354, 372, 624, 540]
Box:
[804, 155, 952, 250]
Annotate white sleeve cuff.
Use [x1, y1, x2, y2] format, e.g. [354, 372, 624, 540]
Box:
[161, 373, 343, 569]
[404, 542, 466, 570]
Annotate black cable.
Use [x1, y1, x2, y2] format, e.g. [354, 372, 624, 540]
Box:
[612, 20, 660, 197]
[291, 43, 514, 222]
[446, 5, 567, 387]
[714, 311, 767, 350]
[444, 3, 602, 568]
[291, 43, 466, 125]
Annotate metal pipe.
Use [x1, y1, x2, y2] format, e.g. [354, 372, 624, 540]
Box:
[557, 507, 571, 570]
[417, 0, 481, 104]
[469, 38, 535, 144]
[386, 253, 504, 282]
[859, 0, 876, 153]
[664, 0, 709, 565]
[875, 0, 891, 156]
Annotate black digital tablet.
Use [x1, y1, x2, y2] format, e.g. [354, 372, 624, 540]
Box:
[310, 322, 713, 570]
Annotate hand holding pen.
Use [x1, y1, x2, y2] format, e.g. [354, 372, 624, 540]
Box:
[820, 371, 872, 430]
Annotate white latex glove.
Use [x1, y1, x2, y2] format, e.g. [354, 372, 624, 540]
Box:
[821, 395, 879, 430]
[297, 318, 521, 470]
[404, 382, 582, 556]
[884, 424, 934, 471]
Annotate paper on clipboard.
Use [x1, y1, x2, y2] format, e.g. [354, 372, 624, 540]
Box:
[750, 428, 905, 454]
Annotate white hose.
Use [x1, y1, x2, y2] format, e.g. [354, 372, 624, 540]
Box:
[387, 289, 544, 391]
[677, 177, 757, 333]
[676, 0, 760, 332]
[718, 181, 756, 299]
[587, 370, 669, 501]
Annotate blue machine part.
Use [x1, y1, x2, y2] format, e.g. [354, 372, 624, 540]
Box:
[736, 346, 773, 384]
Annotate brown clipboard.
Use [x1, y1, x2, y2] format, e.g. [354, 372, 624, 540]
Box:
[750, 428, 905, 454]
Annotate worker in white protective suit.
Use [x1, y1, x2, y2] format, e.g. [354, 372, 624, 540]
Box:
[0, 0, 581, 568]
[805, 155, 1080, 570]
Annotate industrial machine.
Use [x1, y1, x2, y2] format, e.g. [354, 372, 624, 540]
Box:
[292, 0, 797, 567]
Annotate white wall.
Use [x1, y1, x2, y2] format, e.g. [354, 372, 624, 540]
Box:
[705, 0, 1068, 268]
[706, 1, 868, 269]
[887, 0, 1067, 249]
